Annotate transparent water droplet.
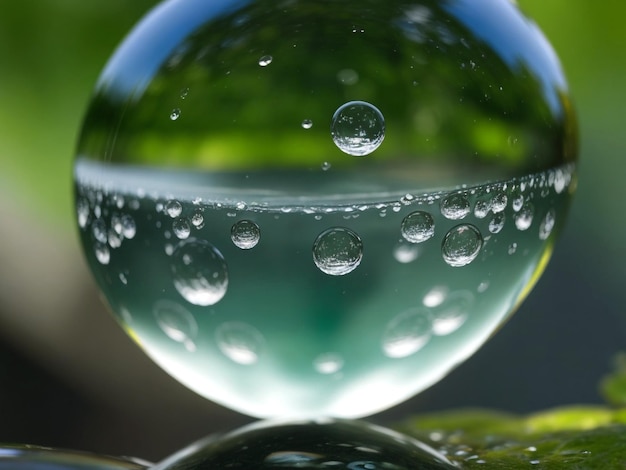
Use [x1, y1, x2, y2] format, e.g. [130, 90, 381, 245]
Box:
[231, 219, 260, 249]
[191, 211, 204, 228]
[165, 200, 183, 218]
[477, 281, 490, 293]
[77, 198, 89, 228]
[382, 308, 432, 358]
[313, 353, 344, 374]
[111, 214, 123, 235]
[170, 108, 181, 120]
[258, 54, 273, 66]
[235, 201, 247, 211]
[92, 218, 108, 244]
[173, 217, 191, 239]
[108, 229, 122, 248]
[554, 168, 566, 193]
[154, 300, 198, 352]
[515, 202, 534, 231]
[301, 119, 313, 129]
[473, 198, 491, 219]
[508, 243, 518, 255]
[393, 243, 420, 264]
[216, 322, 264, 365]
[312, 227, 363, 276]
[442, 224, 483, 267]
[321, 161, 331, 171]
[488, 213, 505, 234]
[331, 101, 385, 156]
[539, 208, 556, 240]
[94, 242, 110, 265]
[512, 191, 524, 212]
[491, 192, 507, 213]
[440, 193, 470, 220]
[171, 238, 228, 306]
[432, 291, 473, 335]
[121, 214, 136, 239]
[401, 211, 435, 243]
[119, 271, 128, 285]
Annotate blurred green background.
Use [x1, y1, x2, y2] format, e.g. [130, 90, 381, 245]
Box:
[0, 0, 624, 463]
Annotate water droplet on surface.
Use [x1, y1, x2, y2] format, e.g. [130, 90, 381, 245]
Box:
[313, 227, 363, 276]
[94, 242, 110, 265]
[440, 193, 470, 220]
[92, 218, 108, 244]
[401, 211, 435, 243]
[331, 101, 385, 156]
[171, 238, 228, 306]
[313, 353, 344, 374]
[216, 322, 263, 365]
[170, 108, 181, 120]
[508, 243, 518, 255]
[108, 229, 122, 248]
[173, 217, 191, 239]
[491, 192, 507, 213]
[382, 308, 432, 358]
[321, 161, 332, 171]
[191, 212, 204, 227]
[301, 119, 313, 129]
[512, 191, 524, 212]
[231, 219, 260, 249]
[515, 202, 534, 231]
[154, 300, 198, 352]
[165, 200, 183, 218]
[121, 214, 136, 239]
[473, 198, 491, 219]
[77, 198, 89, 228]
[488, 213, 505, 234]
[539, 208, 556, 240]
[119, 271, 128, 285]
[258, 54, 273, 66]
[442, 224, 483, 267]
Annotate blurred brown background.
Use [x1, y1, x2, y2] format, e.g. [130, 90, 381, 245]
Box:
[0, 0, 625, 463]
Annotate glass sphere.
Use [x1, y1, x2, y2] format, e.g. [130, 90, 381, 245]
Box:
[152, 419, 454, 470]
[74, 0, 577, 418]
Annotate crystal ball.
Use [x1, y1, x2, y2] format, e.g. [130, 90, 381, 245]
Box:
[152, 419, 454, 470]
[74, 0, 577, 418]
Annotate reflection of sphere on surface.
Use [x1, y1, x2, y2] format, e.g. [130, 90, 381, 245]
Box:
[0, 445, 149, 470]
[153, 420, 455, 470]
[74, 0, 577, 418]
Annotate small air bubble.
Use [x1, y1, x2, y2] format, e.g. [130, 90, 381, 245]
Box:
[191, 212, 204, 228]
[94, 242, 110, 265]
[313, 227, 363, 276]
[258, 54, 273, 66]
[121, 214, 136, 239]
[539, 208, 556, 240]
[166, 200, 183, 218]
[170, 108, 181, 120]
[441, 193, 470, 220]
[515, 202, 534, 231]
[491, 192, 507, 213]
[331, 101, 385, 156]
[301, 119, 313, 129]
[231, 220, 261, 249]
[173, 217, 191, 239]
[401, 211, 435, 243]
[442, 224, 483, 267]
[488, 213, 505, 234]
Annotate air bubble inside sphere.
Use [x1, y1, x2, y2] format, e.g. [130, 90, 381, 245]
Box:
[74, 0, 577, 418]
